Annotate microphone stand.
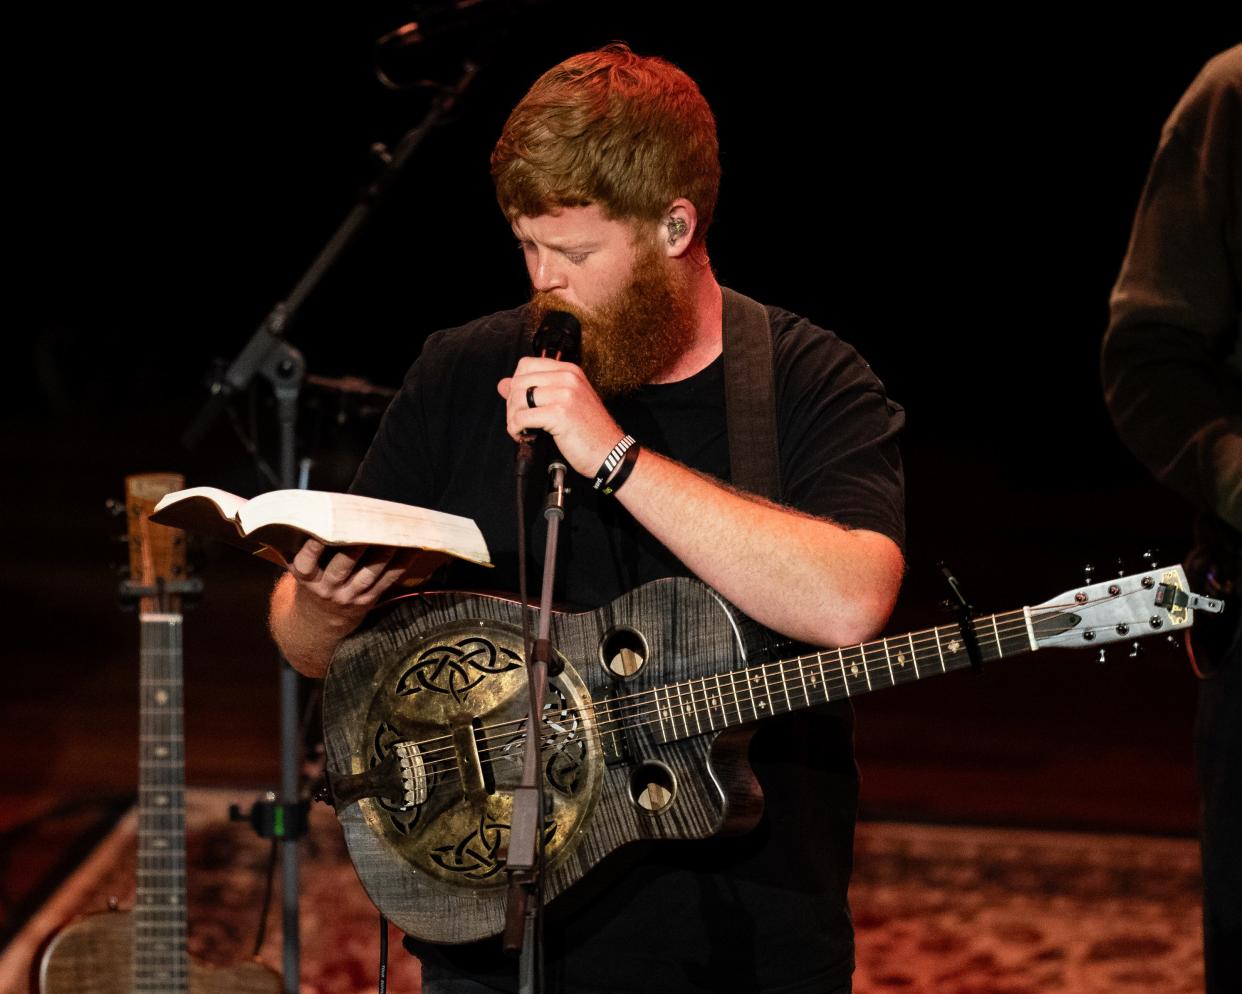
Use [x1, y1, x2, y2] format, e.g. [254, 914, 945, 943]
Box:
[503, 457, 570, 994]
[179, 57, 486, 994]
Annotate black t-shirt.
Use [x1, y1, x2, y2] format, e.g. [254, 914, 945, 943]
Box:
[350, 298, 904, 993]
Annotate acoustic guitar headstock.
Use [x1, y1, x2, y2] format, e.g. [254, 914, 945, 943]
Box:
[124, 472, 187, 614]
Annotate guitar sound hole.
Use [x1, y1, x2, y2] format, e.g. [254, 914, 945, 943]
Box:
[629, 761, 676, 815]
[600, 627, 649, 678]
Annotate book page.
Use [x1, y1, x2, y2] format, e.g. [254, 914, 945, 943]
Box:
[238, 491, 490, 565]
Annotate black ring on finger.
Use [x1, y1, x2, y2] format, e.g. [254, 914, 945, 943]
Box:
[526, 385, 538, 409]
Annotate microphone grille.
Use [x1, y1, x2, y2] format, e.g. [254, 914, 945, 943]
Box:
[532, 310, 581, 363]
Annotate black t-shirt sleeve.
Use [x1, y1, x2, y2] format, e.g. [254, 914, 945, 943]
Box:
[772, 310, 906, 550]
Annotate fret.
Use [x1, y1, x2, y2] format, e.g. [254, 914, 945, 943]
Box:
[840, 645, 868, 695]
[835, 648, 849, 696]
[907, 632, 920, 679]
[688, 679, 704, 736]
[712, 673, 726, 727]
[792, 657, 811, 708]
[881, 638, 895, 687]
[678, 682, 694, 738]
[726, 670, 745, 726]
[776, 661, 793, 712]
[932, 625, 947, 671]
[989, 614, 1004, 659]
[654, 687, 668, 741]
[817, 651, 831, 702]
[743, 670, 764, 716]
[795, 655, 813, 701]
[755, 666, 774, 715]
[860, 644, 875, 692]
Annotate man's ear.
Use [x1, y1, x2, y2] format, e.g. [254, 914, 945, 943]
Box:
[662, 199, 698, 258]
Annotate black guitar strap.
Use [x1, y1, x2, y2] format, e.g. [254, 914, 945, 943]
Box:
[721, 286, 782, 502]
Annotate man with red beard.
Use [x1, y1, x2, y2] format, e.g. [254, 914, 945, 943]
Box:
[271, 44, 904, 993]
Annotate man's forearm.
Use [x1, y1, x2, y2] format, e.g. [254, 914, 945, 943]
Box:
[616, 448, 903, 647]
[269, 573, 368, 679]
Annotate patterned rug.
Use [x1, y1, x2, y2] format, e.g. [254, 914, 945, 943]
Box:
[1, 789, 1202, 994]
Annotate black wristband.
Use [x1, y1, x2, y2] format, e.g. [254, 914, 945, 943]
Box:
[599, 441, 640, 496]
[593, 435, 638, 494]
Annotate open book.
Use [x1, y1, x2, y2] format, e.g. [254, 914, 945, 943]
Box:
[150, 487, 491, 577]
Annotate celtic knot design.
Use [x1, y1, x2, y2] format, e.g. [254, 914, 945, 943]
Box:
[429, 812, 557, 880]
[396, 637, 521, 703]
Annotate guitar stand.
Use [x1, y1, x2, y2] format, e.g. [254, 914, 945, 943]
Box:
[939, 562, 985, 673]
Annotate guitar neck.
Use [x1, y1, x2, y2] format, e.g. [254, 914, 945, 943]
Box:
[646, 605, 1059, 743]
[135, 612, 189, 994]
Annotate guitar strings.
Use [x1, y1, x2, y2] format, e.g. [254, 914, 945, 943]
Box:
[400, 603, 1043, 759]
[392, 605, 1039, 774]
[392, 595, 1158, 787]
[402, 596, 1147, 781]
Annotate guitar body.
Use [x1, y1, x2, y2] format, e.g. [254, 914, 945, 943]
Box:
[38, 911, 279, 994]
[323, 577, 780, 945]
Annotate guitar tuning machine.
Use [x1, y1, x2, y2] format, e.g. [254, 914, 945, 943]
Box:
[1097, 648, 1107, 664]
[1129, 640, 1142, 658]
[1083, 563, 1095, 585]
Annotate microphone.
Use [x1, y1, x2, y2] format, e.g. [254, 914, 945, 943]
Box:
[516, 310, 580, 475]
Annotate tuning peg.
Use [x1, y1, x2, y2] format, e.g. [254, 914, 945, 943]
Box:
[104, 497, 126, 518]
[1166, 634, 1181, 650]
[1083, 563, 1095, 585]
[1129, 640, 1142, 659]
[1143, 549, 1160, 569]
[1097, 648, 1107, 664]
[1116, 557, 1127, 578]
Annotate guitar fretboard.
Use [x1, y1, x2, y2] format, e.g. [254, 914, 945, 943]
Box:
[135, 613, 189, 994]
[632, 606, 1070, 744]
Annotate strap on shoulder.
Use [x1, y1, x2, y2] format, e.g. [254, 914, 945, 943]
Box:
[721, 286, 781, 502]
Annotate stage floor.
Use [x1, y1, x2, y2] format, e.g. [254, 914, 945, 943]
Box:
[0, 789, 1202, 994]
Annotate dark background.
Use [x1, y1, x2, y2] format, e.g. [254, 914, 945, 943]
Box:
[7, 5, 1242, 859]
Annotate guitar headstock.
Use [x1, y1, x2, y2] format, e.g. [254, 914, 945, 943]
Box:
[125, 472, 187, 614]
[1030, 565, 1224, 652]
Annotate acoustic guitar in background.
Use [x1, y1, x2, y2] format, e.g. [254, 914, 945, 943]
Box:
[37, 473, 279, 994]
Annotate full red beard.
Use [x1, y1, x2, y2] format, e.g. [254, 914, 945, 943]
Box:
[528, 238, 698, 398]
